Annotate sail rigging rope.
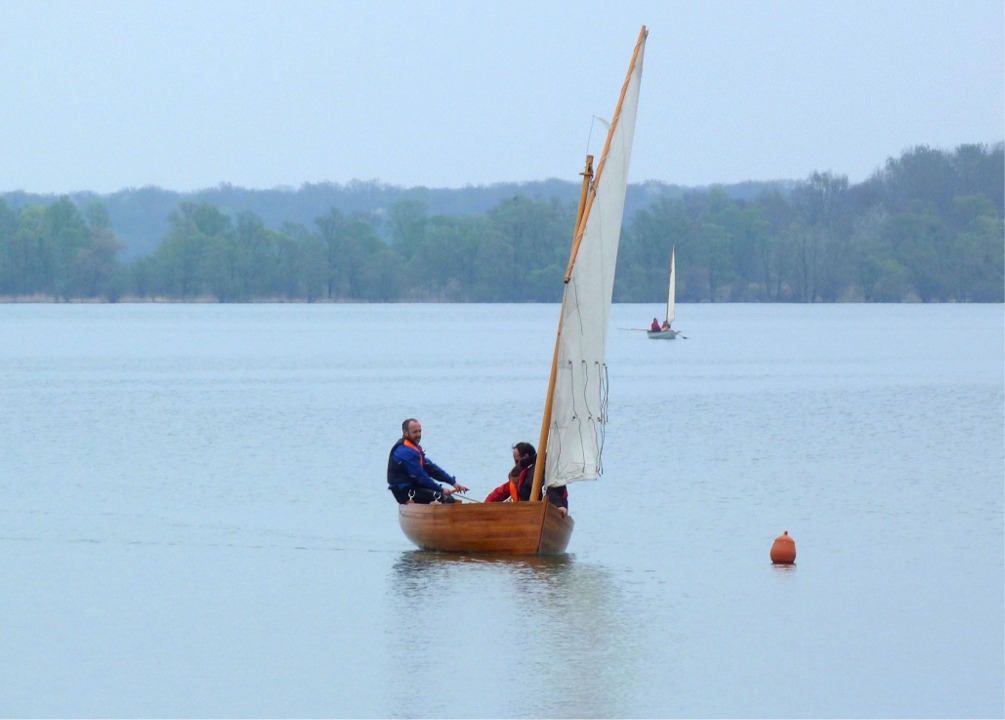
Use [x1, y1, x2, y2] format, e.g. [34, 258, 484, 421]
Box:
[584, 115, 610, 162]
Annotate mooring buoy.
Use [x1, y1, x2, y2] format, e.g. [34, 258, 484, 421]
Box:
[770, 530, 796, 564]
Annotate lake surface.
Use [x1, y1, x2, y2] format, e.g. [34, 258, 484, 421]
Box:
[1, 302, 1002, 718]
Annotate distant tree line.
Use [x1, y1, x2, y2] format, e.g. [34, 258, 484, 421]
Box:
[1, 143, 1001, 303]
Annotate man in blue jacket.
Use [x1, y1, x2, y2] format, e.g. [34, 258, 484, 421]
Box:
[387, 418, 469, 504]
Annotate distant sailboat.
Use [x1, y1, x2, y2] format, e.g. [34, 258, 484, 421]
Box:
[647, 246, 680, 339]
[397, 26, 648, 554]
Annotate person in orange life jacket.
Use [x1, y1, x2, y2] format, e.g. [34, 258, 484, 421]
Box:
[650, 317, 661, 332]
[487, 452, 523, 501]
[484, 441, 569, 516]
[387, 418, 469, 504]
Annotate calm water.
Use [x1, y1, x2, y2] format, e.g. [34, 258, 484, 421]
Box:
[1, 303, 1002, 718]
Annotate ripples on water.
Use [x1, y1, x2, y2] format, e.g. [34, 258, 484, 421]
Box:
[1, 303, 1002, 718]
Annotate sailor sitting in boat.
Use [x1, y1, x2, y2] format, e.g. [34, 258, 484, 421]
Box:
[484, 442, 569, 516]
[387, 418, 469, 504]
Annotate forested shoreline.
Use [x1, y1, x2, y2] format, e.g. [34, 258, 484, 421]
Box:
[1, 143, 1002, 303]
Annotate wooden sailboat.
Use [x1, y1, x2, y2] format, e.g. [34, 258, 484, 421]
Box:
[398, 25, 648, 554]
[648, 246, 680, 339]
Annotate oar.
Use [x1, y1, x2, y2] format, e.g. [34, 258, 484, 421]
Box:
[619, 327, 652, 331]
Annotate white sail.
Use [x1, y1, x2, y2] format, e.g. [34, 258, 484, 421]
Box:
[665, 246, 676, 325]
[544, 29, 646, 489]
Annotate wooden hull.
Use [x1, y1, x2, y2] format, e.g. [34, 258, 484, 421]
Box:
[647, 329, 678, 339]
[398, 501, 574, 554]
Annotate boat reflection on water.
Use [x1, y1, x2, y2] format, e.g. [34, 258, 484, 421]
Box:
[386, 551, 643, 718]
[391, 549, 574, 583]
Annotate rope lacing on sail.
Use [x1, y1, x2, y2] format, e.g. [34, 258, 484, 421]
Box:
[597, 361, 609, 476]
[546, 357, 608, 484]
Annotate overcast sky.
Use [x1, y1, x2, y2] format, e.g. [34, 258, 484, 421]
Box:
[2, 0, 1002, 195]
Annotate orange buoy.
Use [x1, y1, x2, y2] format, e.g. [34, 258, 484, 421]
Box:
[770, 530, 796, 564]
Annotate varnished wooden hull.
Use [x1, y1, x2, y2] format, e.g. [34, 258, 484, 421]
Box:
[398, 501, 574, 554]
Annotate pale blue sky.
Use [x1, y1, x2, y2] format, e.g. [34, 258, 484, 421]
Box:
[2, 0, 1002, 194]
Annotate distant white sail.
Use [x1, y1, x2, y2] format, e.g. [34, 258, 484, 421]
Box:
[666, 246, 676, 325]
[544, 30, 646, 488]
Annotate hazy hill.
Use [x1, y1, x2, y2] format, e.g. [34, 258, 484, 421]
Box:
[2, 178, 794, 259]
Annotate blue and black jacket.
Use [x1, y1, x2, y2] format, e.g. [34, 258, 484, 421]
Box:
[386, 438, 457, 495]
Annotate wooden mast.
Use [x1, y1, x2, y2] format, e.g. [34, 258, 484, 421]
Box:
[530, 23, 648, 504]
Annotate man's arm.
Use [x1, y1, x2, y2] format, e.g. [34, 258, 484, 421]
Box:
[393, 446, 444, 493]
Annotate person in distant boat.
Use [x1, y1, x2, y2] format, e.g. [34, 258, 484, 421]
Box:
[484, 442, 569, 516]
[661, 320, 670, 331]
[650, 317, 661, 332]
[387, 418, 469, 504]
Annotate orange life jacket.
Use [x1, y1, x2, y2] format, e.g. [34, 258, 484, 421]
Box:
[509, 466, 537, 502]
[403, 439, 423, 466]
